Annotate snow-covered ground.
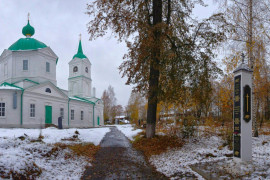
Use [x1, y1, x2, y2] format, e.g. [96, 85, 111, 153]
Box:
[0, 127, 110, 179]
[115, 124, 143, 140]
[150, 133, 270, 179]
[0, 127, 110, 145]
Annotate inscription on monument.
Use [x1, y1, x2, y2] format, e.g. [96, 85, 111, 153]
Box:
[234, 75, 241, 158]
[234, 75, 241, 134]
[234, 135, 241, 158]
[243, 85, 251, 123]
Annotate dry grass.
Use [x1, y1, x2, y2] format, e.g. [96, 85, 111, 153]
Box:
[132, 133, 184, 159]
[0, 162, 42, 179]
[259, 121, 270, 135]
[52, 143, 100, 161]
[66, 143, 100, 161]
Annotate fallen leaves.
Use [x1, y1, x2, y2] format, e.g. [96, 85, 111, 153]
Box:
[1, 162, 42, 179]
[66, 143, 100, 161]
[132, 134, 184, 159]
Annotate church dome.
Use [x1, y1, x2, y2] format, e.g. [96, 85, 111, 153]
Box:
[8, 15, 48, 51]
[22, 20, 35, 37]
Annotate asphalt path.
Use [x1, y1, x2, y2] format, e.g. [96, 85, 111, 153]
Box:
[82, 127, 167, 180]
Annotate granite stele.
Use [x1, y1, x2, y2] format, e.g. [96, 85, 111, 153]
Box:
[0, 16, 104, 128]
[233, 54, 253, 161]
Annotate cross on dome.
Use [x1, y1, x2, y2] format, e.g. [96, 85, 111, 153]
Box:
[22, 13, 35, 37]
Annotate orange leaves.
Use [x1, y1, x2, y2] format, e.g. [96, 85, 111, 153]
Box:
[132, 134, 184, 159]
[67, 143, 100, 161]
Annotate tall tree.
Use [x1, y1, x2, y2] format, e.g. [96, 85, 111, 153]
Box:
[87, 0, 227, 137]
[127, 91, 147, 125]
[101, 90, 110, 122]
[101, 85, 117, 123]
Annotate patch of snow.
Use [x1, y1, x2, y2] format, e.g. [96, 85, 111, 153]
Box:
[115, 125, 142, 140]
[0, 127, 111, 179]
[115, 115, 126, 118]
[0, 127, 110, 145]
[150, 135, 231, 179]
[150, 132, 270, 179]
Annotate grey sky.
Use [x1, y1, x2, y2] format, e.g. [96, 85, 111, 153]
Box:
[0, 0, 218, 107]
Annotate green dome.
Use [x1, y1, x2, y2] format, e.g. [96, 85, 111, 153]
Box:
[22, 20, 35, 37]
[8, 38, 47, 51]
[73, 40, 87, 59]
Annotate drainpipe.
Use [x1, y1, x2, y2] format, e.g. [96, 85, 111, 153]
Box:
[20, 90, 24, 126]
[93, 104, 95, 127]
[68, 98, 70, 127]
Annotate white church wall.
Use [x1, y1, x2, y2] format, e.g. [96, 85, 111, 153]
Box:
[81, 59, 91, 78]
[69, 100, 93, 128]
[68, 77, 92, 98]
[0, 55, 12, 84]
[29, 84, 66, 99]
[0, 88, 101, 128]
[68, 57, 92, 98]
[38, 51, 57, 85]
[12, 50, 56, 85]
[22, 92, 68, 128]
[93, 101, 104, 126]
[0, 90, 21, 127]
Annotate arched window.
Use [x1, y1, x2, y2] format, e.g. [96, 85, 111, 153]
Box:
[85, 67, 88, 73]
[45, 88, 51, 93]
[73, 66, 78, 72]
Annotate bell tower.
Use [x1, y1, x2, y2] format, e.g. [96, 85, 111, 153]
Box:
[68, 34, 92, 98]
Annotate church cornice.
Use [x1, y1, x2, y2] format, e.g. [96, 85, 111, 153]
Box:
[68, 75, 92, 81]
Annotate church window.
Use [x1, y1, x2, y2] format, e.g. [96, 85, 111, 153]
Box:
[45, 88, 51, 93]
[85, 67, 88, 73]
[73, 66, 78, 72]
[60, 108, 64, 119]
[23, 60, 28, 70]
[46, 62, 50, 72]
[0, 103, 5, 117]
[30, 104, 35, 117]
[71, 110, 75, 120]
[81, 111, 84, 120]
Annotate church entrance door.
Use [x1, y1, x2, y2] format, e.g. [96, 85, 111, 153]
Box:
[45, 106, 52, 124]
[97, 116, 100, 126]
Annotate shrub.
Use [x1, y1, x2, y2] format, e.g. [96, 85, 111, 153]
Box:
[220, 126, 233, 150]
[181, 116, 197, 138]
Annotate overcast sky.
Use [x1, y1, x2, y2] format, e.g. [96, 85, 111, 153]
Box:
[0, 0, 218, 107]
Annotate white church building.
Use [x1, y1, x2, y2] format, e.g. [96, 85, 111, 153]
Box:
[0, 18, 104, 128]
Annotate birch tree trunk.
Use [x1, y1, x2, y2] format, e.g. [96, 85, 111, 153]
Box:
[248, 0, 259, 137]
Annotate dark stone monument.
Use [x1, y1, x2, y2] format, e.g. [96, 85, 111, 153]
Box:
[58, 117, 63, 129]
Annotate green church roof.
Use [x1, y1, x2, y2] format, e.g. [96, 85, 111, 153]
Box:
[8, 16, 48, 51]
[8, 38, 47, 51]
[73, 39, 87, 59]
